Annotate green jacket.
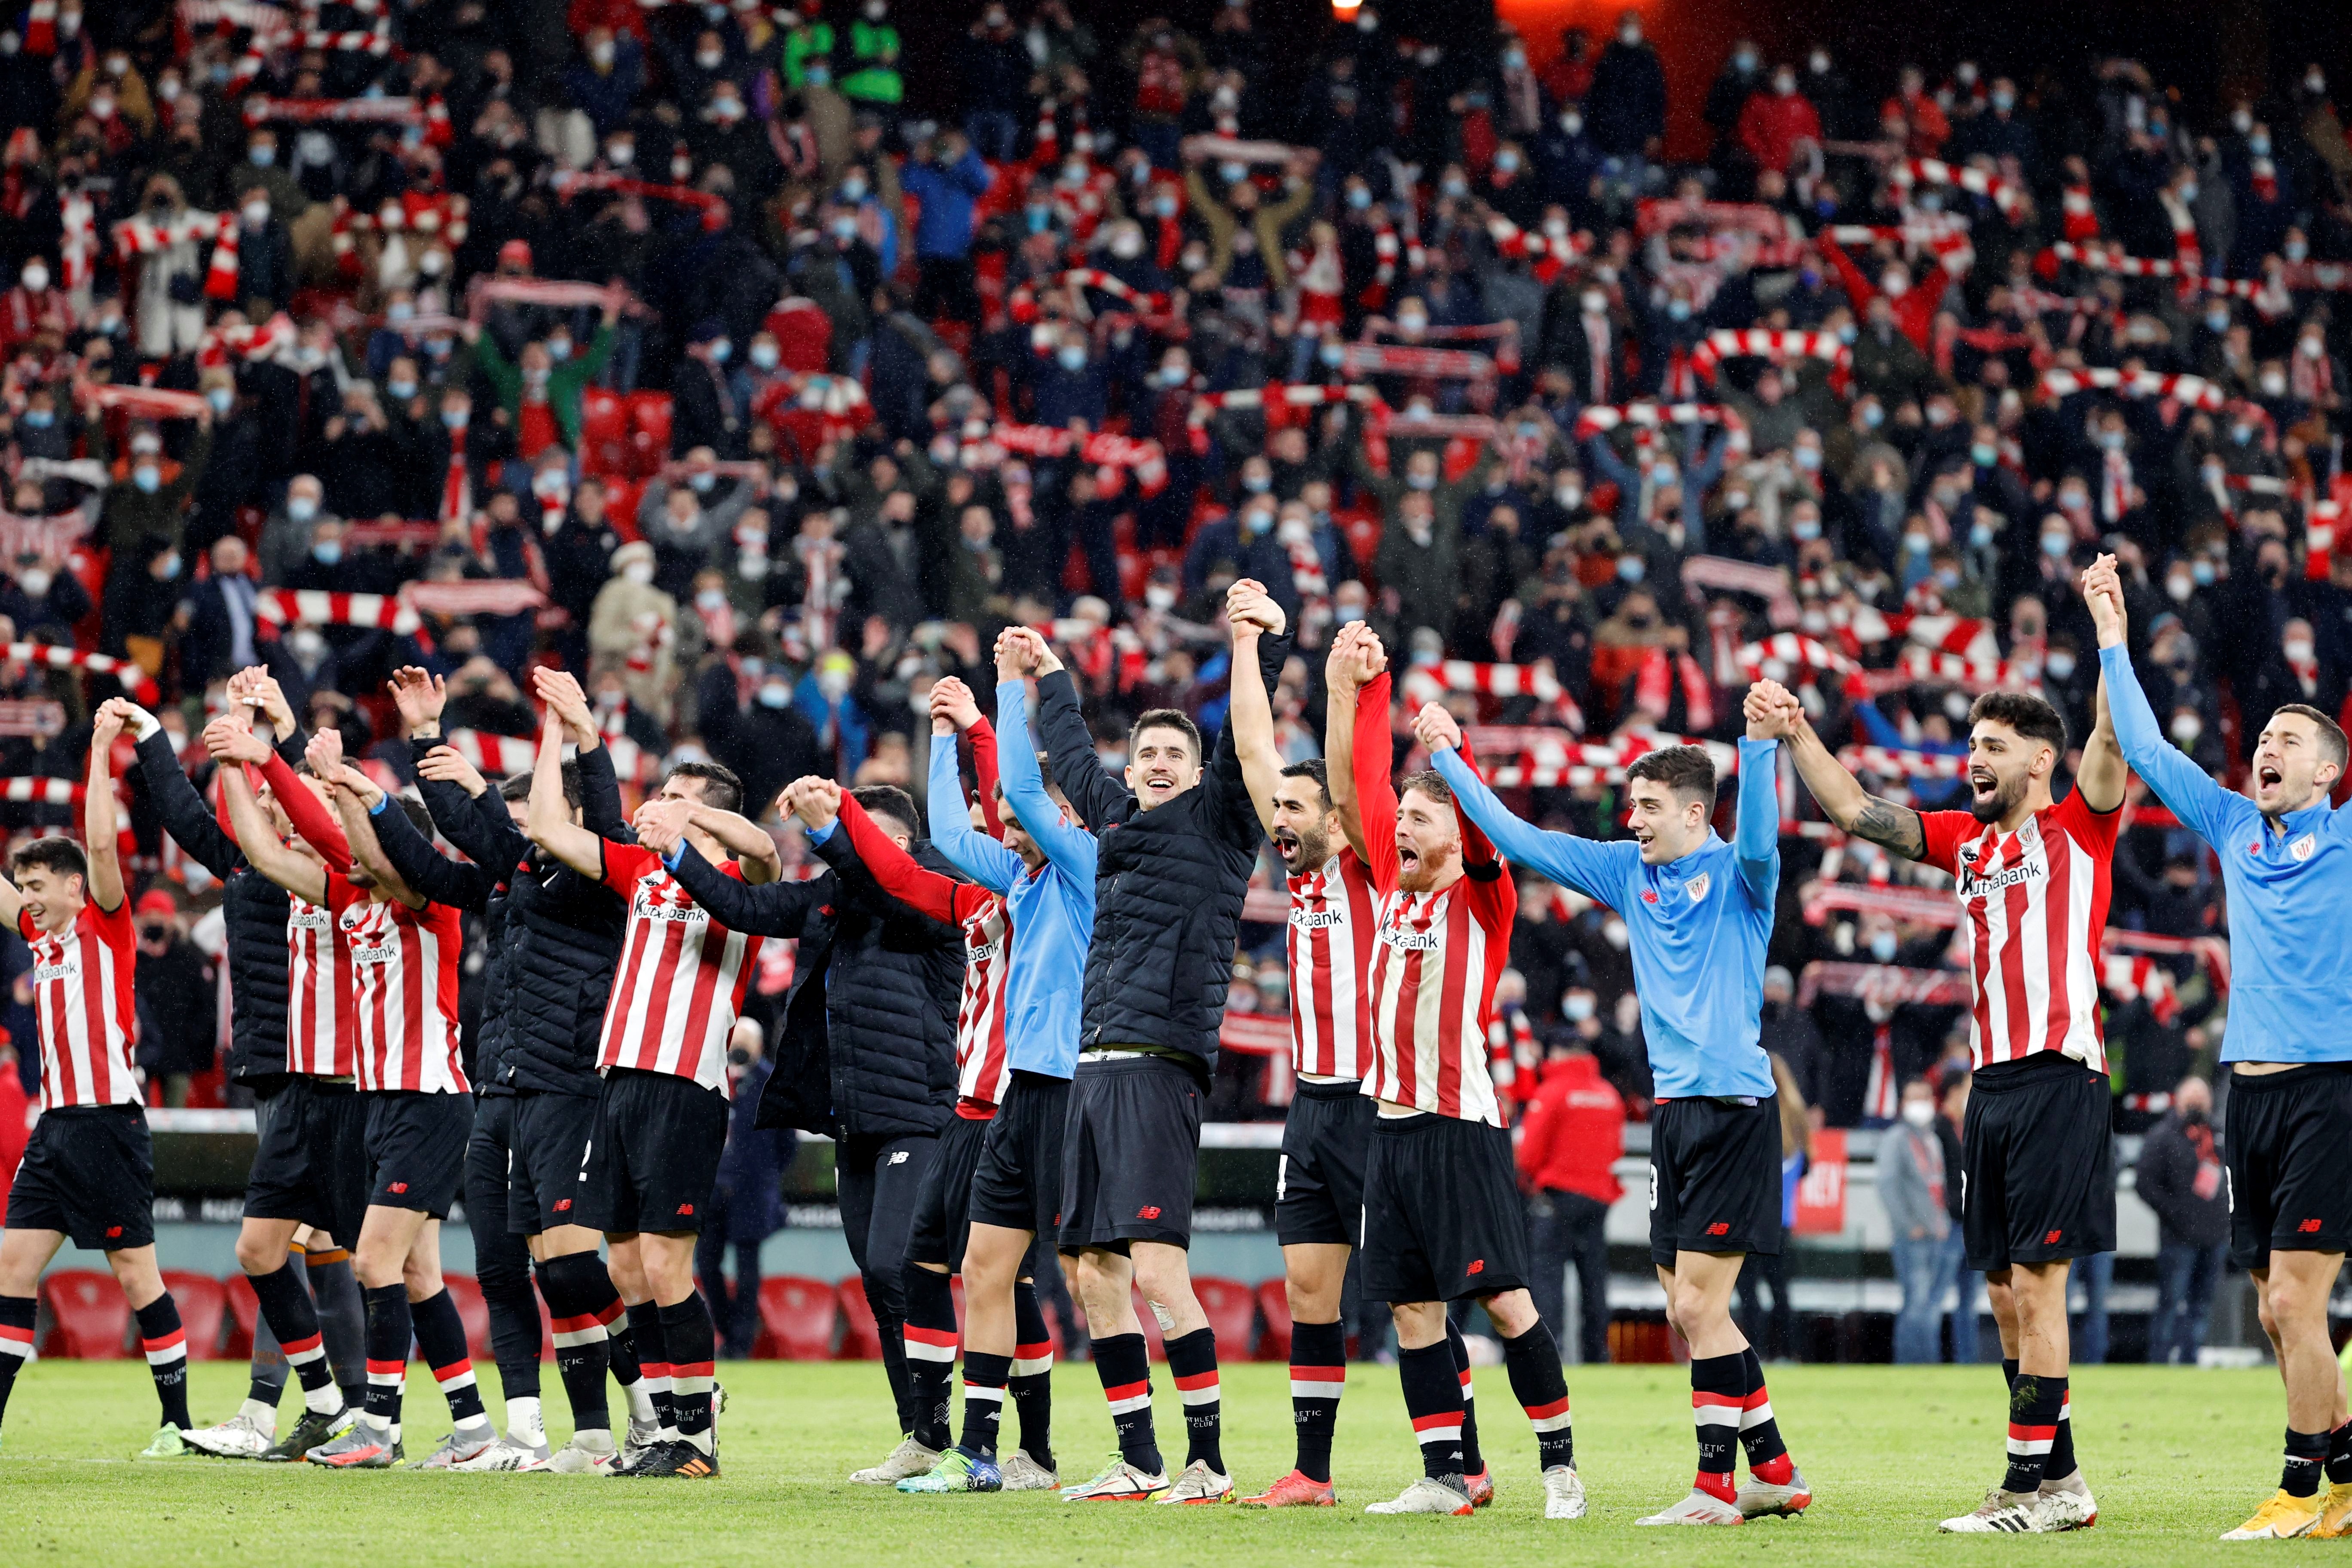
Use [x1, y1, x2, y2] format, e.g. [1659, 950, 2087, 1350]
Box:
[839, 19, 902, 104]
[474, 323, 616, 451]
[782, 21, 836, 88]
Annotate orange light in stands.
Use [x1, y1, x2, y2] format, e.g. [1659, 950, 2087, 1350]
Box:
[1332, 0, 1362, 13]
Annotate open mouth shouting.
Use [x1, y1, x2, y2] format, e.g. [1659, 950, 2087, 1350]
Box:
[1395, 839, 1423, 877]
[2256, 762, 2285, 794]
[1272, 826, 1303, 866]
[1970, 768, 2000, 805]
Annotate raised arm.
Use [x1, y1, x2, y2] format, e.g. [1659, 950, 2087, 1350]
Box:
[414, 742, 528, 880]
[997, 680, 1098, 879]
[2089, 594, 2236, 844]
[526, 709, 608, 879]
[1753, 678, 1927, 861]
[83, 704, 128, 913]
[353, 766, 497, 913]
[1732, 735, 1782, 906]
[208, 722, 328, 905]
[1208, 588, 1291, 846]
[2071, 555, 2129, 816]
[1323, 627, 1383, 865]
[932, 677, 1005, 839]
[929, 685, 1022, 894]
[1421, 709, 1631, 901]
[124, 704, 242, 877]
[1024, 634, 1134, 831]
[1223, 596, 1286, 839]
[535, 666, 632, 842]
[1347, 670, 1402, 887]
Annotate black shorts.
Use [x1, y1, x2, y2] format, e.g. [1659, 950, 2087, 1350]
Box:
[2224, 1063, 2352, 1271]
[511, 1089, 601, 1235]
[1648, 1093, 1784, 1268]
[365, 1090, 475, 1219]
[574, 1067, 727, 1236]
[244, 1076, 370, 1245]
[3, 1105, 154, 1251]
[1960, 1055, 2116, 1272]
[1059, 1054, 1201, 1253]
[906, 1113, 994, 1270]
[1275, 1078, 1372, 1247]
[1359, 1112, 1531, 1304]
[970, 1070, 1071, 1238]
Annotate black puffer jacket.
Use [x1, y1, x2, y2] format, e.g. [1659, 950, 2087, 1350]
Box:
[1035, 634, 1288, 1071]
[666, 835, 962, 1140]
[135, 726, 308, 1087]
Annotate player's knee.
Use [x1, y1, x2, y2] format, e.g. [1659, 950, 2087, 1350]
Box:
[235, 1232, 285, 1275]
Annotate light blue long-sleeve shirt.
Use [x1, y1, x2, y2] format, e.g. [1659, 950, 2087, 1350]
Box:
[922, 690, 1098, 1079]
[2101, 643, 2352, 1062]
[1432, 738, 1782, 1098]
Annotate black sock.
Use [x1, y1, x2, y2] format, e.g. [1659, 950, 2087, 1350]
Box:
[2329, 1421, 2352, 1486]
[2047, 1381, 2077, 1479]
[1164, 1326, 1224, 1475]
[1009, 1278, 1054, 1472]
[135, 1294, 193, 1431]
[2002, 1357, 2019, 1393]
[1289, 1319, 1347, 1484]
[1689, 1352, 1743, 1502]
[960, 1351, 1011, 1457]
[2285, 1427, 2332, 1498]
[304, 1246, 369, 1398]
[1738, 1348, 1793, 1479]
[539, 1253, 613, 1432]
[606, 1295, 643, 1409]
[1500, 1320, 1574, 1473]
[244, 1269, 289, 1410]
[1091, 1332, 1161, 1474]
[902, 1267, 958, 1452]
[2003, 1373, 2065, 1494]
[410, 1288, 488, 1427]
[481, 1272, 542, 1406]
[0, 1295, 32, 1425]
[362, 1283, 410, 1426]
[660, 1297, 717, 1452]
[248, 1259, 337, 1409]
[1447, 1321, 1485, 1475]
[1399, 1339, 1466, 1480]
[628, 1300, 671, 1430]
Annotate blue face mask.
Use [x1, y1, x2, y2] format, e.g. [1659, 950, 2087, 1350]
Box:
[208, 388, 234, 414]
[1244, 510, 1272, 535]
[1242, 474, 1270, 493]
[1861, 402, 1883, 428]
[21, 409, 51, 429]
[1056, 346, 1086, 371]
[1159, 364, 1186, 387]
[1971, 443, 1997, 466]
[2041, 533, 2070, 558]
[1347, 187, 1371, 210]
[689, 471, 717, 493]
[248, 146, 275, 167]
[1970, 522, 1994, 547]
[1838, 322, 1859, 345]
[288, 496, 318, 524]
[547, 338, 572, 362]
[758, 683, 791, 709]
[709, 340, 731, 364]
[134, 465, 161, 493]
[2232, 423, 2253, 445]
[1026, 207, 1051, 233]
[1319, 341, 1346, 368]
[1666, 299, 1691, 322]
[312, 540, 342, 565]
[387, 380, 416, 401]
[2191, 559, 2217, 586]
[1617, 555, 1645, 582]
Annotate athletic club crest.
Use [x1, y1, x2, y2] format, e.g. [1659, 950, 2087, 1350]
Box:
[2293, 833, 2318, 862]
[1686, 871, 1711, 903]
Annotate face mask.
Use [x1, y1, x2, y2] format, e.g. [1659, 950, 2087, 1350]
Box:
[2171, 714, 2202, 744]
[866, 0, 886, 16]
[1869, 931, 1899, 962]
[1495, 150, 1520, 174]
[205, 387, 234, 415]
[1561, 112, 1583, 135]
[248, 145, 276, 167]
[1616, 556, 1645, 582]
[1666, 299, 1691, 322]
[1881, 273, 1910, 299]
[157, 551, 182, 580]
[2287, 239, 2310, 262]
[2251, 135, 2272, 157]
[756, 680, 793, 709]
[444, 406, 471, 431]
[1346, 186, 1372, 211]
[1056, 346, 1087, 371]
[1775, 74, 1796, 96]
[1440, 178, 1468, 199]
[805, 65, 829, 87]
[1901, 1099, 1936, 1129]
[1145, 585, 1176, 611]
[2287, 639, 2316, 664]
[623, 561, 655, 586]
[696, 588, 728, 612]
[685, 470, 717, 495]
[1556, 485, 1583, 510]
[2303, 337, 2326, 360]
[2046, 650, 2077, 680]
[1619, 24, 1641, 45]
[2038, 533, 2071, 559]
[710, 339, 732, 363]
[17, 566, 50, 597]
[134, 465, 161, 493]
[2205, 308, 2231, 333]
[1242, 508, 1273, 536]
[840, 174, 868, 202]
[1791, 518, 1821, 542]
[1564, 994, 1595, 1023]
[1904, 533, 1931, 557]
[1991, 88, 2015, 112]
[547, 336, 573, 362]
[747, 340, 781, 371]
[20, 265, 46, 291]
[1971, 443, 1997, 466]
[1580, 289, 1608, 316]
[1793, 445, 1823, 472]
[1219, 161, 1249, 185]
[2262, 372, 2288, 397]
[2165, 573, 2194, 603]
[288, 496, 318, 524]
[1969, 521, 1994, 548]
[240, 199, 270, 228]
[21, 409, 50, 429]
[696, 49, 724, 70]
[383, 377, 417, 401]
[420, 252, 447, 278]
[312, 539, 343, 565]
[1602, 916, 1629, 950]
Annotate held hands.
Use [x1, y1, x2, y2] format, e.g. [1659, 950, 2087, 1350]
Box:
[2079, 553, 2127, 649]
[91, 698, 127, 750]
[1410, 701, 1462, 753]
[783, 775, 842, 831]
[1743, 678, 1804, 741]
[632, 797, 694, 856]
[993, 625, 1059, 681]
[202, 714, 271, 766]
[388, 666, 448, 732]
[1225, 578, 1286, 639]
[329, 761, 384, 810]
[929, 675, 980, 737]
[531, 667, 599, 746]
[304, 726, 345, 778]
[416, 745, 490, 797]
[1324, 621, 1386, 694]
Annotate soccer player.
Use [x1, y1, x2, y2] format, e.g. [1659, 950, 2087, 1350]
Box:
[367, 668, 658, 1472]
[119, 679, 370, 1462]
[2083, 558, 2352, 1540]
[0, 704, 201, 1459]
[1222, 583, 1376, 1509]
[1755, 634, 2124, 1534]
[1020, 615, 1288, 1506]
[1321, 627, 1582, 1521]
[209, 722, 481, 1470]
[898, 670, 1097, 1494]
[527, 720, 770, 1479]
[1417, 673, 1807, 1525]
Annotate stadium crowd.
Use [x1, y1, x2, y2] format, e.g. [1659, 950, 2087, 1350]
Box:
[0, 0, 2344, 1232]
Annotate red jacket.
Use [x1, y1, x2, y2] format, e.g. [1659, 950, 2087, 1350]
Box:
[1737, 91, 1821, 176]
[1515, 1053, 1625, 1204]
[1821, 234, 1942, 354]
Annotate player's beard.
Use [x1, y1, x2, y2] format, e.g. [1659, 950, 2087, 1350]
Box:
[1276, 823, 1329, 875]
[1967, 767, 2026, 825]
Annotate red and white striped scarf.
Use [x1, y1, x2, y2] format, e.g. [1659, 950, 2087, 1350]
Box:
[2292, 342, 2337, 405]
[113, 209, 239, 300]
[2060, 182, 2098, 242]
[2, 640, 159, 704]
[1632, 645, 1713, 729]
[252, 588, 423, 635]
[59, 191, 96, 293]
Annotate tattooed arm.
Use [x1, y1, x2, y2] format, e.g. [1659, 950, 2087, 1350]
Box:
[1783, 710, 1927, 861]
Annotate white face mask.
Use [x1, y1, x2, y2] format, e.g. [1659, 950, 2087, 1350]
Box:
[1900, 1100, 1936, 1128]
[623, 561, 655, 586]
[19, 265, 46, 291]
[2171, 713, 2203, 744]
[2287, 639, 2316, 664]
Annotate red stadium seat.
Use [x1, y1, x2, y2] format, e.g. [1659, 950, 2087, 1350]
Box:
[39, 1271, 128, 1359]
[753, 1276, 841, 1360]
[159, 1271, 228, 1361]
[440, 1275, 493, 1361]
[223, 1273, 260, 1360]
[580, 389, 631, 479]
[836, 1277, 885, 1360]
[626, 391, 673, 474]
[1191, 1277, 1258, 1361]
[599, 477, 643, 543]
[1253, 1278, 1292, 1363]
[764, 297, 832, 374]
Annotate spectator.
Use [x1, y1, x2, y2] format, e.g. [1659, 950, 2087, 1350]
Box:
[2136, 1075, 2230, 1366]
[1935, 1072, 1979, 1362]
[1516, 1037, 1624, 1363]
[696, 1019, 793, 1359]
[131, 889, 215, 1107]
[1882, 1077, 1951, 1365]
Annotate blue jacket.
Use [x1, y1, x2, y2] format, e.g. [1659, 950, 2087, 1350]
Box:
[2102, 644, 2352, 1062]
[900, 150, 994, 261]
[1433, 738, 1781, 1098]
[927, 687, 1097, 1078]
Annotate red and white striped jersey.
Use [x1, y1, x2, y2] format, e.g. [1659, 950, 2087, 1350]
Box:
[18, 900, 139, 1111]
[1285, 849, 1377, 1080]
[955, 895, 1014, 1110]
[1921, 790, 2120, 1072]
[598, 844, 766, 1092]
[284, 892, 354, 1077]
[1363, 877, 1518, 1124]
[329, 879, 467, 1094]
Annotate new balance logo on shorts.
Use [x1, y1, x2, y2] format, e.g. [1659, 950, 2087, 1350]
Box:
[1136, 1205, 1161, 1220]
[554, 1199, 572, 1212]
[1466, 1259, 1484, 1275]
[2300, 1219, 2324, 1233]
[1706, 1222, 1730, 1237]
[105, 1226, 122, 1239]
[888, 1151, 910, 1166]
[2043, 1229, 2062, 1245]
[677, 1204, 695, 1216]
[389, 1182, 409, 1194]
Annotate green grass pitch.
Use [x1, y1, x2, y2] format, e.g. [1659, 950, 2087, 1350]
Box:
[0, 1359, 2298, 1564]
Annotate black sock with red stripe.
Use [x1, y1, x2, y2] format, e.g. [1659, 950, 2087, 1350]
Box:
[1399, 1339, 1466, 1480]
[0, 1295, 32, 1424]
[538, 1253, 613, 1433]
[1446, 1321, 1486, 1474]
[959, 1351, 1010, 1458]
[1738, 1347, 1793, 1482]
[2285, 1427, 2331, 1498]
[361, 1283, 411, 1427]
[1689, 1352, 1744, 1503]
[628, 1300, 671, 1431]
[1289, 1319, 1347, 1483]
[410, 1288, 488, 1428]
[2329, 1420, 2352, 1485]
[1500, 1321, 1574, 1473]
[1009, 1278, 1054, 1472]
[1091, 1332, 1161, 1474]
[135, 1295, 192, 1430]
[248, 1259, 338, 1411]
[1164, 1326, 1224, 1475]
[660, 1297, 717, 1452]
[903, 1266, 958, 1452]
[2003, 1373, 2065, 1494]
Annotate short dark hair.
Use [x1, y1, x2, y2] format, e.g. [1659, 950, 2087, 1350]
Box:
[1129, 707, 1201, 759]
[1395, 768, 1455, 808]
[662, 760, 743, 815]
[398, 796, 436, 841]
[1626, 744, 1718, 808]
[851, 783, 920, 839]
[2269, 702, 2351, 772]
[1967, 690, 2068, 755]
[1277, 758, 1332, 811]
[499, 758, 584, 810]
[10, 836, 87, 884]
